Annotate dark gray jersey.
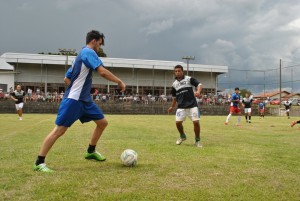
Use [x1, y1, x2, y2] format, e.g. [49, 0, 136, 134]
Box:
[284, 101, 292, 110]
[171, 75, 200, 109]
[11, 90, 25, 104]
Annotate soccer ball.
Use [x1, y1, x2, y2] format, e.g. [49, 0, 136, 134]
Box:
[120, 149, 138, 167]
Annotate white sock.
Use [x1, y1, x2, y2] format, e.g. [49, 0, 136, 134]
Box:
[237, 116, 241, 124]
[226, 113, 231, 122]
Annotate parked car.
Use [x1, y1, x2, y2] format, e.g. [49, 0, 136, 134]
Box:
[252, 99, 260, 104]
[270, 99, 280, 105]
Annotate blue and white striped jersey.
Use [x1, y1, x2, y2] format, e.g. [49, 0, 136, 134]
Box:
[64, 46, 103, 102]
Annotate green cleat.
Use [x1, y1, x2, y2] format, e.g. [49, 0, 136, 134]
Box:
[85, 151, 106, 161]
[33, 163, 54, 173]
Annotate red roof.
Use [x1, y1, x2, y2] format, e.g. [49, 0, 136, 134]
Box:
[254, 90, 290, 98]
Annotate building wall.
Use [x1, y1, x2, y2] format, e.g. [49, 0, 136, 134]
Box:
[0, 72, 14, 91]
[11, 63, 217, 95]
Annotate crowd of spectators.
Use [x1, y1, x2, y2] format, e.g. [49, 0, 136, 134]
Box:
[0, 87, 231, 106]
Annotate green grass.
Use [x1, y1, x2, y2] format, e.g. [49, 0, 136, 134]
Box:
[0, 114, 300, 201]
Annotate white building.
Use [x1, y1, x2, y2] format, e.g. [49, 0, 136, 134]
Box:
[0, 52, 228, 96]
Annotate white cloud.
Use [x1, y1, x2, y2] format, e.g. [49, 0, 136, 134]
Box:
[141, 19, 174, 35]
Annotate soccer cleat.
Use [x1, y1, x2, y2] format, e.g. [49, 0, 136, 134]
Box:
[225, 122, 228, 125]
[19, 117, 22, 121]
[248, 120, 251, 123]
[176, 138, 186, 145]
[195, 141, 203, 148]
[33, 163, 54, 173]
[291, 121, 297, 127]
[85, 151, 106, 161]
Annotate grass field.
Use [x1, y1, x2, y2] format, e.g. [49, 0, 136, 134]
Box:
[0, 114, 300, 201]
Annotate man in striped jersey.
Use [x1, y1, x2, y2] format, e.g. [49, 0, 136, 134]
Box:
[168, 65, 203, 148]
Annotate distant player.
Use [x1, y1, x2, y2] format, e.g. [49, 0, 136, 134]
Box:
[168, 65, 203, 148]
[258, 99, 265, 119]
[283, 99, 292, 119]
[242, 93, 253, 123]
[225, 87, 242, 126]
[10, 84, 26, 120]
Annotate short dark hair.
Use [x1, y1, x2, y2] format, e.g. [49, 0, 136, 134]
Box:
[235, 87, 239, 91]
[174, 65, 184, 71]
[86, 30, 105, 45]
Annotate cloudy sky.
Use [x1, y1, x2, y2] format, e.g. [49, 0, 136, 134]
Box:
[1, 0, 300, 93]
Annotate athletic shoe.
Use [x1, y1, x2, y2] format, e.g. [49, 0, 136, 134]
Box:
[248, 120, 251, 123]
[225, 122, 228, 125]
[19, 117, 22, 121]
[195, 141, 203, 148]
[33, 163, 54, 172]
[84, 151, 106, 161]
[176, 138, 186, 145]
[235, 123, 241, 126]
[291, 121, 297, 127]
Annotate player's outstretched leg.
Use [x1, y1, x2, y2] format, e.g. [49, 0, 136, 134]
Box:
[193, 121, 202, 148]
[33, 126, 68, 172]
[175, 121, 186, 145]
[225, 113, 231, 125]
[291, 120, 300, 127]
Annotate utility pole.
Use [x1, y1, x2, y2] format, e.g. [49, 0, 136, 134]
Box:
[59, 48, 76, 70]
[279, 59, 282, 108]
[182, 56, 195, 76]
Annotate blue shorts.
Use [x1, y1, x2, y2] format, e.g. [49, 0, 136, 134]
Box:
[55, 98, 104, 127]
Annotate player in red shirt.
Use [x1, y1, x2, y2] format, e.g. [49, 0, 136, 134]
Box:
[225, 87, 242, 126]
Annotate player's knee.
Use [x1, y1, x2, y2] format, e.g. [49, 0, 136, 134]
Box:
[176, 121, 182, 125]
[97, 119, 108, 128]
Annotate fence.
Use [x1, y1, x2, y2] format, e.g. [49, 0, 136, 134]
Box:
[0, 99, 278, 116]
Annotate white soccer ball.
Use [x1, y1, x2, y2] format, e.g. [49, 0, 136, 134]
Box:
[120, 149, 138, 167]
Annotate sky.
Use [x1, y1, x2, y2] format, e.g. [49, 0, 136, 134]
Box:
[1, 0, 300, 93]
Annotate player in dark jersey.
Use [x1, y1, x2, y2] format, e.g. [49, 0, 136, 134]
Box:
[225, 87, 242, 125]
[10, 84, 26, 120]
[168, 65, 203, 147]
[242, 93, 253, 123]
[283, 99, 292, 119]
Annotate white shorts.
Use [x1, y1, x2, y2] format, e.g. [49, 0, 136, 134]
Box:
[286, 109, 290, 113]
[244, 108, 252, 113]
[176, 107, 200, 122]
[15, 103, 24, 110]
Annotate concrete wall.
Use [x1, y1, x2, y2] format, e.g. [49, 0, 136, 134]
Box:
[0, 73, 14, 91]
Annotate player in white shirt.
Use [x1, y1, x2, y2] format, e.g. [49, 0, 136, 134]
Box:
[283, 99, 292, 119]
[242, 93, 253, 123]
[10, 85, 26, 120]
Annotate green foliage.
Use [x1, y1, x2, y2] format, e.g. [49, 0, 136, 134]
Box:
[240, 88, 252, 98]
[0, 114, 300, 200]
[97, 47, 107, 57]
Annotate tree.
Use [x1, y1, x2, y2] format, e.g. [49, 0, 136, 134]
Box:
[239, 89, 252, 98]
[97, 48, 107, 57]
